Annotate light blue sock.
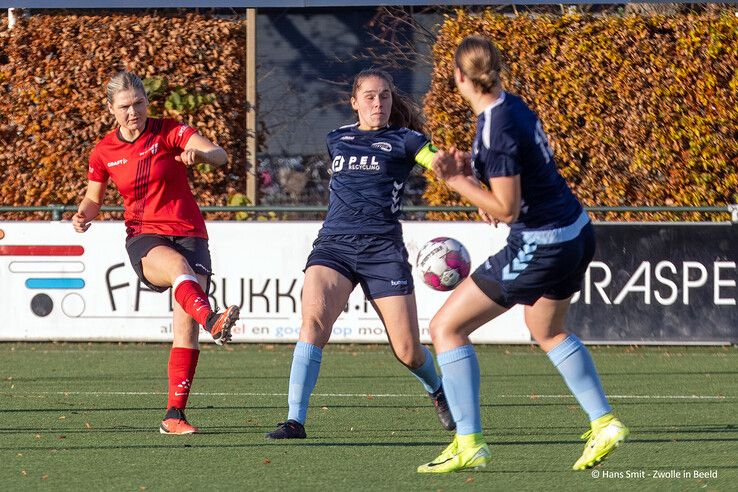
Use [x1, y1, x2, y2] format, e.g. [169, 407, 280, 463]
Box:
[287, 341, 323, 424]
[437, 344, 482, 435]
[408, 345, 442, 394]
[547, 334, 612, 421]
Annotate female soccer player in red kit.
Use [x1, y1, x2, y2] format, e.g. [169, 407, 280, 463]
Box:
[73, 71, 240, 435]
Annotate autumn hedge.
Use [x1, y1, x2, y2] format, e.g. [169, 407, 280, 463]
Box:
[423, 10, 738, 221]
[0, 12, 249, 220]
[1, 11, 736, 222]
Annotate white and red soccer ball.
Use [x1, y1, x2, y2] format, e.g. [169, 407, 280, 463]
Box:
[416, 237, 471, 291]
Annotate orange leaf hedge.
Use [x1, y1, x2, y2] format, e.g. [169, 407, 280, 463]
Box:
[424, 10, 738, 221]
[0, 12, 250, 220]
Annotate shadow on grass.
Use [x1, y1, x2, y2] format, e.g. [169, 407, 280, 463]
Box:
[2, 434, 738, 453]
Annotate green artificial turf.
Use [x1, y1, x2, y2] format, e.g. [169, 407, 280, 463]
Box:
[1, 343, 735, 491]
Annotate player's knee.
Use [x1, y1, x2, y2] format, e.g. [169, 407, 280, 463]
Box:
[300, 315, 331, 346]
[393, 343, 423, 368]
[168, 257, 195, 284]
[532, 330, 567, 352]
[429, 316, 452, 345]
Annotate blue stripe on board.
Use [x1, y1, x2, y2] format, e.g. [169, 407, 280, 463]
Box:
[25, 278, 85, 289]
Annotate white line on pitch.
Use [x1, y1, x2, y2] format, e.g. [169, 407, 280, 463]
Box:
[1, 391, 733, 400]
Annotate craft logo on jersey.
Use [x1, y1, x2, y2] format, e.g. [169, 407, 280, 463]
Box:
[139, 143, 159, 157]
[331, 155, 380, 173]
[339, 135, 355, 141]
[106, 158, 128, 168]
[371, 142, 392, 152]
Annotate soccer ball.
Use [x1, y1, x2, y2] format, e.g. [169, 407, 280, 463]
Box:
[416, 237, 471, 291]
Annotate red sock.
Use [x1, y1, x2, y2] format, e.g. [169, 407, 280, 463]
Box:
[167, 347, 200, 410]
[173, 275, 212, 326]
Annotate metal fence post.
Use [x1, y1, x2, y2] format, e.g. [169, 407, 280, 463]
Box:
[50, 204, 62, 221]
[729, 204, 738, 224]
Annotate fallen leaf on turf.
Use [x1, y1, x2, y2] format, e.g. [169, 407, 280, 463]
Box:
[21, 470, 27, 476]
[57, 435, 65, 439]
[41, 475, 48, 480]
[58, 416, 65, 420]
[84, 422, 92, 429]
[367, 394, 374, 400]
[34, 434, 41, 439]
[465, 477, 475, 483]
[139, 486, 146, 490]
[263, 458, 271, 464]
[530, 394, 540, 400]
[17, 453, 23, 457]
[321, 406, 328, 411]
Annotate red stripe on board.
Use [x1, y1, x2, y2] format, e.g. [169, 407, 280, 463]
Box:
[0, 245, 85, 256]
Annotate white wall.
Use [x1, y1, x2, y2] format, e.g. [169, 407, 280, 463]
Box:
[0, 221, 531, 343]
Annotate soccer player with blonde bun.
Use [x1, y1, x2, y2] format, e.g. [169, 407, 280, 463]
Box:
[417, 36, 628, 473]
[73, 71, 240, 435]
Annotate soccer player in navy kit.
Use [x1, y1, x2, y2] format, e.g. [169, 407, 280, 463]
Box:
[417, 37, 628, 473]
[266, 69, 454, 439]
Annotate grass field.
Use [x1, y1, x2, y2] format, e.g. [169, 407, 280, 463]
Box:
[1, 343, 736, 491]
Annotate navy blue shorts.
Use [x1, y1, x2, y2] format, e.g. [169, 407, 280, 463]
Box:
[306, 234, 414, 300]
[125, 234, 212, 293]
[471, 213, 595, 308]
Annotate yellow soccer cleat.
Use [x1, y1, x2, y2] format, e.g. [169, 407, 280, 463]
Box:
[417, 434, 491, 473]
[573, 415, 629, 470]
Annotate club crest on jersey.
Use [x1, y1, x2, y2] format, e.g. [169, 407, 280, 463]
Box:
[177, 125, 191, 138]
[371, 142, 392, 152]
[139, 143, 159, 157]
[332, 155, 380, 172]
[106, 158, 128, 168]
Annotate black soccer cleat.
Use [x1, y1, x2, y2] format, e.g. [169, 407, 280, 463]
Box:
[265, 419, 307, 439]
[430, 385, 456, 431]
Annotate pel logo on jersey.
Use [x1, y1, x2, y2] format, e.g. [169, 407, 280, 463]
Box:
[370, 142, 392, 152]
[331, 155, 381, 172]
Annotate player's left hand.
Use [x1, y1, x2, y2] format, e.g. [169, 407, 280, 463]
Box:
[175, 149, 201, 165]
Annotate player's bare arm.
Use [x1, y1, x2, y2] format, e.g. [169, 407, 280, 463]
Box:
[176, 133, 228, 166]
[432, 147, 521, 224]
[73, 180, 107, 233]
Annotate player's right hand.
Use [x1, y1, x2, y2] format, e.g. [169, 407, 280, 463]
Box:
[72, 212, 91, 233]
[477, 208, 500, 228]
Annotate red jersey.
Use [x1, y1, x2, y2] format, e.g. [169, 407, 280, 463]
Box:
[88, 118, 207, 240]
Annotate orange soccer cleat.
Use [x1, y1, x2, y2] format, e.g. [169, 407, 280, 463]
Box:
[159, 407, 198, 435]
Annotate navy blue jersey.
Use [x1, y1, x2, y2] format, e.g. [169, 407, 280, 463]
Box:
[320, 124, 429, 237]
[471, 92, 583, 233]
